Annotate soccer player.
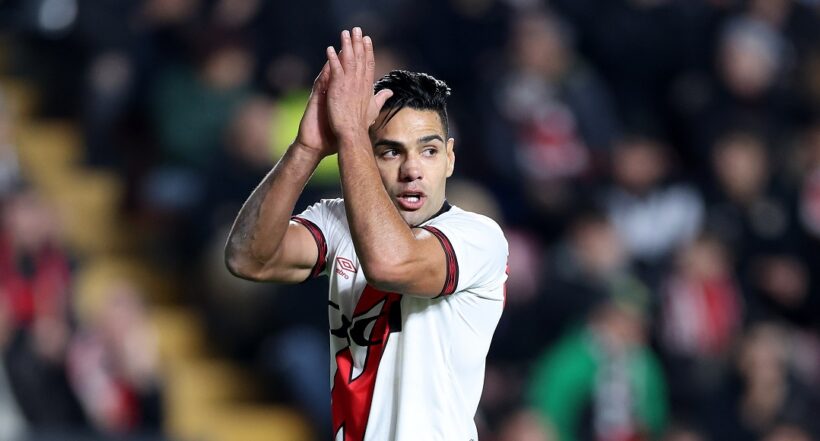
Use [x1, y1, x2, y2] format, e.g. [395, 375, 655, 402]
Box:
[225, 27, 508, 441]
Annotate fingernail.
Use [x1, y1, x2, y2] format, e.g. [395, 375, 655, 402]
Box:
[364, 36, 371, 45]
[353, 27, 362, 36]
[343, 30, 350, 39]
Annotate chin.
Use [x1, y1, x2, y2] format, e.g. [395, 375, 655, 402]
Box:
[400, 211, 421, 227]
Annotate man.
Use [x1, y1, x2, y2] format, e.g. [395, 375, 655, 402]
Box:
[225, 27, 508, 441]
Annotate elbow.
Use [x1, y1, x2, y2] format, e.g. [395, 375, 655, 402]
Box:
[361, 258, 409, 292]
[224, 245, 264, 281]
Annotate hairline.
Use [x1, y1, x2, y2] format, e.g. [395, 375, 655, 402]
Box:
[376, 104, 449, 138]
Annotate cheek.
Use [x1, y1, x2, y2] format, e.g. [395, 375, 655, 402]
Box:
[376, 161, 398, 185]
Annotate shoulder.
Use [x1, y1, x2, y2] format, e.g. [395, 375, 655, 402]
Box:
[426, 206, 507, 249]
[308, 197, 344, 211]
[299, 198, 346, 219]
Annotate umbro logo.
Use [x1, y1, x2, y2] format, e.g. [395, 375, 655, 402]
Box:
[335, 256, 357, 279]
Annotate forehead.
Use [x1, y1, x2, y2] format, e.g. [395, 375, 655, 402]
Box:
[372, 108, 445, 141]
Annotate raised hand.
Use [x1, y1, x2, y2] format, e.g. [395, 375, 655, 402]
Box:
[325, 27, 393, 143]
[293, 62, 337, 158]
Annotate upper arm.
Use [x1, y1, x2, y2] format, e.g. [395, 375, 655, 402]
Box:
[228, 220, 322, 283]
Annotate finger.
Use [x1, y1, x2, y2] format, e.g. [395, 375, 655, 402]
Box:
[364, 35, 375, 85]
[312, 61, 330, 90]
[340, 29, 354, 72]
[326, 46, 343, 78]
[372, 89, 394, 113]
[308, 62, 331, 102]
[352, 27, 365, 76]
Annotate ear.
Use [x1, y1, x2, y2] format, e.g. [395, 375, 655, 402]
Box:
[446, 137, 455, 178]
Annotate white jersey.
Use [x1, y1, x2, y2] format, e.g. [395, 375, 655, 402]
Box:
[293, 199, 508, 441]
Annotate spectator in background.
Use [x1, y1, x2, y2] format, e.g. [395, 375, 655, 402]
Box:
[149, 31, 254, 170]
[705, 130, 813, 326]
[142, 30, 255, 260]
[67, 279, 163, 434]
[706, 130, 799, 273]
[605, 134, 703, 282]
[537, 211, 641, 347]
[189, 94, 277, 254]
[528, 289, 668, 441]
[0, 187, 86, 428]
[68, 281, 162, 435]
[480, 9, 619, 233]
[659, 234, 743, 418]
[705, 322, 820, 441]
[689, 16, 795, 165]
[79, 0, 204, 169]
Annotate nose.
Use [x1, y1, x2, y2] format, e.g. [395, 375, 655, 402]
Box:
[399, 154, 422, 182]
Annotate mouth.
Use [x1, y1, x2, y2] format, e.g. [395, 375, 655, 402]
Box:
[396, 191, 426, 211]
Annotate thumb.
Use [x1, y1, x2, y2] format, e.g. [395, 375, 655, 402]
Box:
[372, 89, 394, 112]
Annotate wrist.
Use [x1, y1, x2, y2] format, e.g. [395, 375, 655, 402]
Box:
[290, 141, 329, 161]
[336, 130, 371, 151]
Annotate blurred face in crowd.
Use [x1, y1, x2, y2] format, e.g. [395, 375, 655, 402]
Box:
[612, 137, 667, 194]
[228, 96, 275, 167]
[572, 218, 626, 277]
[762, 425, 813, 441]
[755, 256, 808, 307]
[203, 44, 254, 90]
[802, 122, 820, 169]
[371, 108, 455, 226]
[720, 25, 780, 98]
[497, 409, 556, 441]
[713, 133, 768, 202]
[3, 189, 59, 252]
[142, 0, 199, 24]
[681, 236, 731, 280]
[748, 0, 792, 28]
[593, 302, 647, 352]
[737, 323, 787, 385]
[511, 13, 569, 79]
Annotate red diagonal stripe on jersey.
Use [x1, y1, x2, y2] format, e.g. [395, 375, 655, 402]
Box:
[291, 216, 327, 278]
[331, 285, 401, 441]
[422, 226, 459, 297]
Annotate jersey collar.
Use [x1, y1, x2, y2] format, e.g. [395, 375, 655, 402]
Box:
[415, 200, 452, 227]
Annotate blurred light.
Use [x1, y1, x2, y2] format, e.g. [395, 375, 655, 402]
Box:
[37, 0, 77, 35]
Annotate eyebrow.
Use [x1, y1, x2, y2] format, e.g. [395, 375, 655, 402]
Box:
[418, 134, 444, 144]
[374, 134, 444, 149]
[373, 139, 404, 149]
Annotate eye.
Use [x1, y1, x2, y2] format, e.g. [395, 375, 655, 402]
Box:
[380, 149, 399, 159]
[422, 147, 438, 157]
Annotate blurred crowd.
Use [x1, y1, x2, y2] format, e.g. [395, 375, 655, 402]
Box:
[1, 0, 820, 440]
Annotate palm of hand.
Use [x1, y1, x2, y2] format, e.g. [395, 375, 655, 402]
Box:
[295, 63, 337, 157]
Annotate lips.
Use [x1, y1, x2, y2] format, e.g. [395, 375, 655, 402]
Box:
[396, 191, 426, 211]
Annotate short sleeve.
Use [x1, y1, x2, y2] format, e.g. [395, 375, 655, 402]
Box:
[422, 211, 508, 298]
[291, 198, 345, 279]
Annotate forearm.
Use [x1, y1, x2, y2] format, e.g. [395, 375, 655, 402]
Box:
[225, 143, 324, 273]
[338, 134, 415, 275]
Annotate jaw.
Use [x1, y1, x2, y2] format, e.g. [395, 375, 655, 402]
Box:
[392, 195, 444, 227]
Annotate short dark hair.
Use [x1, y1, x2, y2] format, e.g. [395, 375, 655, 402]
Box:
[373, 70, 451, 135]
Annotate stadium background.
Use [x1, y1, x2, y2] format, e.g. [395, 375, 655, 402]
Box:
[0, 0, 819, 440]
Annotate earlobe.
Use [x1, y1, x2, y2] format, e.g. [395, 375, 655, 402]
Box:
[446, 138, 455, 177]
